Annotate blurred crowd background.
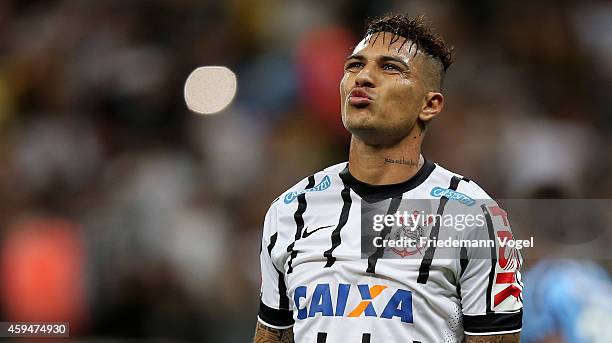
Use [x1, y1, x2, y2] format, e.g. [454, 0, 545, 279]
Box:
[0, 0, 611, 342]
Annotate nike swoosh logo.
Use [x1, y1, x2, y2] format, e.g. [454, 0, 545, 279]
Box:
[302, 225, 334, 239]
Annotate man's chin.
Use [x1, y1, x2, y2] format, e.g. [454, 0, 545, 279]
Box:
[344, 119, 408, 147]
[344, 122, 385, 144]
[343, 117, 376, 134]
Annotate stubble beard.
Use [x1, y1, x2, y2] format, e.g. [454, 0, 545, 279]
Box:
[345, 112, 418, 148]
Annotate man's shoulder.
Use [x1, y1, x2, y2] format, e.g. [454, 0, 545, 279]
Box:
[269, 161, 347, 207]
[430, 162, 493, 200]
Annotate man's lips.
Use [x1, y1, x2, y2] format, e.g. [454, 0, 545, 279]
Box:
[348, 88, 374, 106]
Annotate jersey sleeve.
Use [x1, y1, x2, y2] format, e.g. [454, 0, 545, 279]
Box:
[257, 202, 294, 329]
[459, 200, 523, 336]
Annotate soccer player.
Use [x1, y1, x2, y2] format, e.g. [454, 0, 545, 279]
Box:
[253, 14, 523, 343]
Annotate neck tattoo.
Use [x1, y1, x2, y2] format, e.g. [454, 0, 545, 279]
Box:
[384, 157, 419, 167]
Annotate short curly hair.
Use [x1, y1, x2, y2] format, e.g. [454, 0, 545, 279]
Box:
[364, 14, 454, 72]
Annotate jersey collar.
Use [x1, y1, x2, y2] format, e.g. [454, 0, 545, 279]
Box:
[339, 158, 436, 203]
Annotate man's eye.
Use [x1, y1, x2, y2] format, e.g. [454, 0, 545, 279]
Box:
[346, 62, 363, 70]
[382, 64, 400, 71]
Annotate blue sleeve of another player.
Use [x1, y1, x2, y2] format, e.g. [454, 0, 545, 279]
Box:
[521, 260, 612, 343]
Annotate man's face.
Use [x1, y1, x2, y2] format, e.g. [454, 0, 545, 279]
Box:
[340, 32, 433, 146]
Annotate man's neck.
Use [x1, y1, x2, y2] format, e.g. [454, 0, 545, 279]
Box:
[348, 134, 423, 185]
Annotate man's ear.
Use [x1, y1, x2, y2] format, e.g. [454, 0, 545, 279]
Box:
[419, 92, 444, 124]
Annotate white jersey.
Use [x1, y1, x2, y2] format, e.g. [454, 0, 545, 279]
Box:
[258, 160, 523, 343]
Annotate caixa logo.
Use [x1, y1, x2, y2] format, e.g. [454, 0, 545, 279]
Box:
[430, 187, 476, 206]
[293, 283, 413, 323]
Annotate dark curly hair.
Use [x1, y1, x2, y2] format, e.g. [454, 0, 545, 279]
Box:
[364, 14, 454, 72]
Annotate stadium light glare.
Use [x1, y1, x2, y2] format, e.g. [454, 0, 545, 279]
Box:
[184, 66, 237, 115]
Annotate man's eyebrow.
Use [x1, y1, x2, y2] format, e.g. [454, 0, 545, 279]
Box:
[379, 55, 409, 69]
[345, 54, 409, 69]
[345, 53, 365, 61]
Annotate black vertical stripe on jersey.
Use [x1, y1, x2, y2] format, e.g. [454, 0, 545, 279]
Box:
[267, 232, 278, 255]
[481, 204, 497, 313]
[417, 175, 464, 284]
[456, 246, 469, 299]
[361, 333, 371, 343]
[324, 183, 352, 267]
[459, 246, 469, 278]
[366, 196, 403, 274]
[514, 247, 524, 303]
[276, 265, 289, 310]
[265, 232, 290, 310]
[317, 332, 327, 343]
[517, 255, 524, 303]
[287, 175, 316, 274]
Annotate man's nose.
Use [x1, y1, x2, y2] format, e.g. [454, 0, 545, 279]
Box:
[354, 63, 376, 88]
